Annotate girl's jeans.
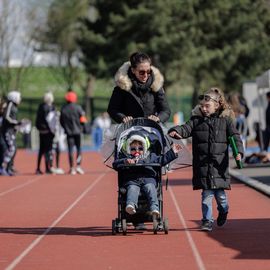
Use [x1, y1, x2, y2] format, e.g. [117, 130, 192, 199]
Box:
[201, 189, 229, 223]
[126, 183, 159, 212]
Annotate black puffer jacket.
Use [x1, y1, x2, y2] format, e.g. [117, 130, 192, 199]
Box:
[107, 62, 170, 123]
[60, 102, 84, 136]
[168, 106, 244, 190]
[35, 102, 56, 134]
[2, 101, 20, 133]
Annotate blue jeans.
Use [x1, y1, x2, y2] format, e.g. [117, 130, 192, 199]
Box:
[126, 182, 159, 212]
[201, 189, 229, 223]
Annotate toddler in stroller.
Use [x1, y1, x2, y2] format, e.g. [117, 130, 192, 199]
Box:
[112, 126, 181, 234]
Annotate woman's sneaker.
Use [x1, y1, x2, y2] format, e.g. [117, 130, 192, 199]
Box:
[217, 212, 228, 227]
[201, 221, 213, 231]
[125, 204, 136, 215]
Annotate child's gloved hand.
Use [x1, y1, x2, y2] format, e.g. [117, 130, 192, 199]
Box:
[125, 158, 136, 164]
[172, 143, 182, 154]
[169, 131, 182, 139]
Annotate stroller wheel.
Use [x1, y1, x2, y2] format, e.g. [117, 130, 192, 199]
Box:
[153, 215, 159, 234]
[112, 220, 117, 235]
[163, 217, 169, 234]
[122, 219, 127, 235]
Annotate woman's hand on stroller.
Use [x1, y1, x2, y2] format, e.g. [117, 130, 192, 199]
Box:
[169, 131, 182, 139]
[148, 115, 160, 122]
[122, 116, 133, 123]
[172, 143, 182, 154]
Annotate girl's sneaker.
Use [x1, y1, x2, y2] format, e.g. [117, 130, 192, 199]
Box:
[76, 166, 85, 175]
[201, 221, 213, 231]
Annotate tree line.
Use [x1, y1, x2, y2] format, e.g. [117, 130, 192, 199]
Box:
[2, 0, 270, 104]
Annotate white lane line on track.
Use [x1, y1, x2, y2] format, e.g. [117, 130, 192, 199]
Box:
[0, 175, 45, 197]
[5, 172, 107, 270]
[169, 186, 206, 270]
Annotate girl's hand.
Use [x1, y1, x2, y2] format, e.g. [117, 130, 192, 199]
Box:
[169, 131, 182, 139]
[122, 116, 133, 123]
[125, 159, 135, 164]
[148, 115, 160, 122]
[172, 143, 182, 153]
[236, 154, 241, 161]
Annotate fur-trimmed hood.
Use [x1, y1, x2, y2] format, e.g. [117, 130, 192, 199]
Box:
[191, 105, 235, 119]
[114, 61, 164, 92]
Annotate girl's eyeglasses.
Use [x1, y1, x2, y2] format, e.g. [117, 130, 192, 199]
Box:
[198, 94, 219, 103]
[130, 147, 144, 151]
[138, 69, 151, 76]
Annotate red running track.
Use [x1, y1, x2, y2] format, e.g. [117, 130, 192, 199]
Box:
[0, 150, 269, 270]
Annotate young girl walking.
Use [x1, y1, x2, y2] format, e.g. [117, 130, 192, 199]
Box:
[168, 87, 244, 231]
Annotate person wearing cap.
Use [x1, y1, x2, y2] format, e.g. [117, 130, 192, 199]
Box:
[112, 133, 181, 217]
[35, 92, 56, 174]
[0, 91, 22, 176]
[107, 52, 170, 124]
[60, 90, 85, 175]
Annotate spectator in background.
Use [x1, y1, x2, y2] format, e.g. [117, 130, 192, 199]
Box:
[0, 91, 22, 176]
[263, 91, 270, 152]
[227, 93, 248, 149]
[0, 96, 7, 173]
[92, 112, 111, 151]
[60, 90, 85, 175]
[35, 92, 56, 175]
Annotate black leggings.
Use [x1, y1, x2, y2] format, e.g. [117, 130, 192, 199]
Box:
[37, 133, 54, 171]
[66, 134, 82, 168]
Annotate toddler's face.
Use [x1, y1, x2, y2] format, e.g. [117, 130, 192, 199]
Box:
[199, 100, 219, 117]
[130, 141, 144, 157]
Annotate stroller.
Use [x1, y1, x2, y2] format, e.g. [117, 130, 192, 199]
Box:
[101, 118, 192, 235]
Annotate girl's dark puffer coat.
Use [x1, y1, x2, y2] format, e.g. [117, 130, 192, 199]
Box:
[168, 106, 244, 190]
[107, 62, 170, 124]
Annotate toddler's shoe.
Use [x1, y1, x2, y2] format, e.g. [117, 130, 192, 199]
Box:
[217, 212, 228, 227]
[125, 204, 136, 215]
[151, 209, 160, 217]
[201, 221, 213, 231]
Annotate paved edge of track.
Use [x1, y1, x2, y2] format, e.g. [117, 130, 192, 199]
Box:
[4, 172, 107, 270]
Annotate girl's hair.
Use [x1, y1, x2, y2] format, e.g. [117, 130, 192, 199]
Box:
[205, 87, 230, 111]
[129, 52, 151, 68]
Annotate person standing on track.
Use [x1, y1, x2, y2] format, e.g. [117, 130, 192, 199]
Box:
[35, 92, 56, 174]
[107, 51, 171, 230]
[0, 91, 22, 176]
[60, 90, 85, 175]
[168, 87, 244, 231]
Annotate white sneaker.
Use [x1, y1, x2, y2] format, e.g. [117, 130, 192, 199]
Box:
[151, 209, 160, 216]
[55, 168, 65, 174]
[125, 204, 136, 215]
[70, 168, 76, 175]
[76, 166, 84, 175]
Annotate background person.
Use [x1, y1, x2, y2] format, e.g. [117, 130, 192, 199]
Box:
[168, 87, 244, 232]
[35, 92, 56, 174]
[0, 91, 22, 176]
[263, 91, 270, 152]
[60, 90, 85, 175]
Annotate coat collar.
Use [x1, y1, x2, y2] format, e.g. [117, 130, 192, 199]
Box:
[114, 61, 164, 92]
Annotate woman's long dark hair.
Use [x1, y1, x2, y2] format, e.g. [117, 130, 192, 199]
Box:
[129, 52, 151, 68]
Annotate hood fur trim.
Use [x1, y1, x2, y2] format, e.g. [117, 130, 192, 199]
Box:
[192, 105, 235, 119]
[114, 61, 164, 92]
